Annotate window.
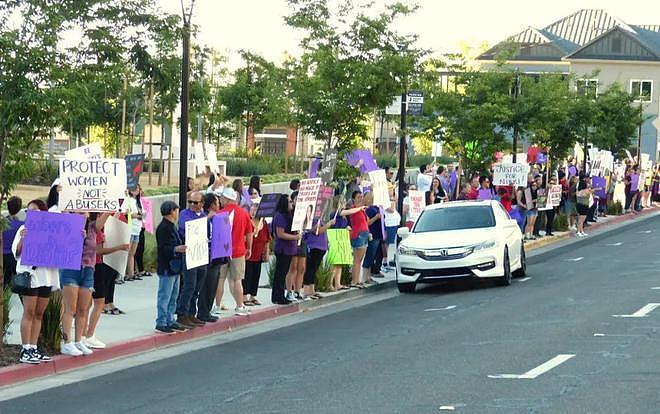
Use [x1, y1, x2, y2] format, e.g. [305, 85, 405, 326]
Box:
[576, 79, 599, 98]
[413, 206, 495, 233]
[631, 80, 653, 103]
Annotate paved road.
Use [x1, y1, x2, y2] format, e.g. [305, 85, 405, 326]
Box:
[3, 216, 660, 413]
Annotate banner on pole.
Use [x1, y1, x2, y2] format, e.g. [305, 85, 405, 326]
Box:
[319, 149, 338, 184]
[21, 210, 85, 270]
[255, 193, 281, 218]
[124, 153, 145, 190]
[291, 178, 322, 232]
[185, 217, 209, 269]
[493, 163, 529, 187]
[103, 215, 131, 274]
[345, 150, 378, 173]
[59, 158, 127, 212]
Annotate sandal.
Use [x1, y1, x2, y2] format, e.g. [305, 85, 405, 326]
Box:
[252, 299, 262, 306]
[339, 285, 350, 290]
[110, 308, 125, 315]
[244, 300, 255, 306]
[102, 309, 111, 314]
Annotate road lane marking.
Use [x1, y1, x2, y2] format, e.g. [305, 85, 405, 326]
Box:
[566, 257, 584, 262]
[651, 287, 660, 290]
[424, 305, 456, 312]
[638, 230, 652, 234]
[613, 303, 660, 318]
[439, 406, 455, 411]
[606, 242, 623, 246]
[517, 277, 532, 282]
[488, 354, 575, 379]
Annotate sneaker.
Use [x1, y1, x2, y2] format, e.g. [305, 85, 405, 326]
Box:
[295, 292, 303, 300]
[19, 348, 40, 364]
[155, 325, 174, 334]
[576, 232, 584, 237]
[286, 291, 297, 302]
[32, 348, 52, 362]
[61, 342, 83, 357]
[169, 322, 189, 332]
[582, 232, 589, 237]
[84, 335, 106, 349]
[234, 306, 249, 316]
[75, 341, 93, 356]
[372, 272, 385, 278]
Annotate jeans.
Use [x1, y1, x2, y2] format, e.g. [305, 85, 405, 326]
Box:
[197, 262, 220, 319]
[156, 274, 180, 328]
[177, 265, 207, 316]
[272, 253, 292, 303]
[363, 238, 381, 269]
[370, 240, 384, 274]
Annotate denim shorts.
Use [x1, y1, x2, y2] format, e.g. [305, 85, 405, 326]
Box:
[350, 231, 370, 249]
[526, 209, 538, 217]
[385, 226, 398, 244]
[60, 267, 95, 291]
[130, 234, 140, 243]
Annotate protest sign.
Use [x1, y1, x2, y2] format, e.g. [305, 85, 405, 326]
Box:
[345, 150, 378, 173]
[641, 153, 651, 170]
[432, 141, 443, 157]
[524, 187, 533, 210]
[478, 189, 493, 200]
[308, 158, 320, 178]
[291, 178, 321, 232]
[255, 193, 281, 218]
[59, 158, 127, 212]
[103, 215, 131, 274]
[206, 144, 220, 174]
[369, 169, 390, 207]
[141, 197, 155, 234]
[21, 210, 85, 270]
[549, 185, 562, 207]
[211, 212, 232, 259]
[185, 217, 209, 269]
[630, 174, 640, 192]
[124, 154, 145, 190]
[65, 142, 102, 160]
[360, 180, 372, 194]
[536, 152, 548, 164]
[638, 172, 646, 191]
[625, 149, 634, 161]
[408, 190, 426, 221]
[194, 145, 207, 176]
[315, 186, 334, 222]
[592, 176, 607, 199]
[319, 149, 338, 184]
[493, 163, 529, 187]
[537, 189, 552, 211]
[326, 229, 353, 265]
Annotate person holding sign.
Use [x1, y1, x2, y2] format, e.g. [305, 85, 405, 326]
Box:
[12, 200, 58, 364]
[155, 201, 188, 334]
[302, 215, 335, 300]
[271, 195, 302, 305]
[59, 211, 111, 357]
[243, 201, 270, 306]
[125, 187, 144, 282]
[341, 191, 370, 289]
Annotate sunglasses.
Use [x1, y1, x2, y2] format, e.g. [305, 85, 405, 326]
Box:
[188, 200, 201, 205]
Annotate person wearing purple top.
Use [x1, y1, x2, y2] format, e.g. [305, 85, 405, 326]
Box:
[302, 217, 336, 299]
[176, 191, 208, 329]
[272, 194, 301, 305]
[2, 196, 23, 287]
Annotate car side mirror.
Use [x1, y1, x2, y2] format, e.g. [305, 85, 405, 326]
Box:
[397, 227, 410, 239]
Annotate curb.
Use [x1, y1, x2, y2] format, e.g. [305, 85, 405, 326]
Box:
[0, 282, 385, 388]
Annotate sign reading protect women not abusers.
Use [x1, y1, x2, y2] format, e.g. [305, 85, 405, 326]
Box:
[59, 158, 128, 212]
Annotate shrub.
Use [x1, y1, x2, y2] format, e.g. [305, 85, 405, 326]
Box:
[314, 261, 333, 292]
[341, 265, 352, 286]
[39, 291, 62, 352]
[267, 256, 276, 288]
[143, 232, 157, 272]
[606, 201, 623, 216]
[553, 212, 569, 232]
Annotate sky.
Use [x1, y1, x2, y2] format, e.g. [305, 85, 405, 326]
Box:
[161, 0, 660, 69]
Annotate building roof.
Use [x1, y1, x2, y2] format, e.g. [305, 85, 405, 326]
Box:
[478, 9, 660, 62]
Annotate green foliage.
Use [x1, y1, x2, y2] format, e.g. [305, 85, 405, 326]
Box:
[314, 261, 333, 292]
[593, 84, 644, 154]
[143, 232, 157, 271]
[606, 201, 624, 216]
[267, 256, 276, 288]
[2, 286, 12, 338]
[39, 292, 62, 352]
[553, 213, 569, 232]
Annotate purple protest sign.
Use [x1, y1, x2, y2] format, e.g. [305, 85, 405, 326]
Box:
[591, 177, 607, 199]
[21, 210, 85, 270]
[308, 158, 320, 178]
[345, 150, 378, 173]
[536, 152, 547, 164]
[478, 189, 493, 200]
[629, 174, 640, 192]
[210, 212, 232, 259]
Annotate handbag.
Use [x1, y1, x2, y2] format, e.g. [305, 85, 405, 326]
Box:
[11, 271, 32, 295]
[576, 189, 590, 206]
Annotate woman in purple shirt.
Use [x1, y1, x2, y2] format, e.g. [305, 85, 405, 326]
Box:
[271, 195, 301, 305]
[302, 217, 335, 300]
[59, 212, 110, 357]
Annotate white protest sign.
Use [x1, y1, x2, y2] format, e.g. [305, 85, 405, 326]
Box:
[590, 151, 605, 177]
[65, 142, 102, 160]
[185, 217, 209, 270]
[369, 169, 390, 207]
[59, 158, 127, 212]
[103, 215, 130, 274]
[408, 190, 426, 221]
[385, 96, 402, 115]
[432, 141, 443, 157]
[205, 143, 220, 174]
[625, 149, 634, 162]
[194, 145, 207, 176]
[641, 153, 651, 170]
[492, 163, 529, 187]
[291, 178, 322, 232]
[549, 185, 562, 207]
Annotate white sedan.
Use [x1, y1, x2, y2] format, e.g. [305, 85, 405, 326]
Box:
[396, 200, 526, 293]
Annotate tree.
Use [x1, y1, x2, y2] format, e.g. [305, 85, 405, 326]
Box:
[284, 0, 424, 150]
[593, 83, 643, 156]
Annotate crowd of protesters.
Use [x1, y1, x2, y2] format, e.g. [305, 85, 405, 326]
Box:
[3, 147, 660, 364]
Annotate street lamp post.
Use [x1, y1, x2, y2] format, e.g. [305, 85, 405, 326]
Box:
[396, 91, 407, 227]
[179, 1, 195, 208]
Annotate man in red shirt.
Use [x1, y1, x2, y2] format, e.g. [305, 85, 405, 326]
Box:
[219, 188, 254, 316]
[467, 176, 480, 200]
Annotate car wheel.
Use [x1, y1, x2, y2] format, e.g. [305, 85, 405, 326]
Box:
[397, 283, 416, 293]
[513, 244, 526, 278]
[497, 247, 512, 286]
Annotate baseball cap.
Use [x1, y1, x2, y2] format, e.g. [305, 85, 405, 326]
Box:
[222, 188, 237, 201]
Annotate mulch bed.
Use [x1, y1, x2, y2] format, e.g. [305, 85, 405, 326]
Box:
[0, 344, 22, 367]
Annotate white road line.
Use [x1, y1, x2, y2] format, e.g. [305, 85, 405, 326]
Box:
[517, 277, 532, 282]
[638, 230, 652, 234]
[613, 303, 660, 318]
[439, 406, 455, 411]
[651, 287, 660, 290]
[566, 257, 584, 262]
[424, 305, 456, 312]
[488, 354, 575, 379]
[606, 242, 623, 246]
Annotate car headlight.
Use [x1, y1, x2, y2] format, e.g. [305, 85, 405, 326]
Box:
[398, 246, 417, 256]
[473, 240, 497, 251]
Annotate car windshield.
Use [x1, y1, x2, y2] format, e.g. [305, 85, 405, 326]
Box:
[413, 206, 496, 233]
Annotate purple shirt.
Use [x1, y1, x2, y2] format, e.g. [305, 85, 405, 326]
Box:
[273, 212, 297, 256]
[304, 219, 328, 251]
[178, 208, 205, 243]
[330, 211, 348, 229]
[2, 217, 23, 255]
[81, 221, 98, 268]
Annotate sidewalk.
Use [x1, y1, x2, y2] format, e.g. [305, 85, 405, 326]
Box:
[1, 207, 658, 386]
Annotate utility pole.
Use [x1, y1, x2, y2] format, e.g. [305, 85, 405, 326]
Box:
[637, 102, 643, 162]
[512, 74, 521, 163]
[119, 75, 127, 158]
[396, 91, 407, 227]
[179, 0, 195, 208]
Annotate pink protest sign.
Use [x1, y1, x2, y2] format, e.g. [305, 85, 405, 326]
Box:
[141, 197, 155, 234]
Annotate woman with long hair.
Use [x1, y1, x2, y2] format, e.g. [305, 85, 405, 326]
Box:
[125, 186, 144, 282]
[575, 176, 593, 237]
[46, 180, 61, 212]
[285, 191, 307, 301]
[243, 202, 270, 306]
[12, 199, 58, 364]
[271, 194, 301, 305]
[248, 175, 262, 197]
[341, 191, 369, 289]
